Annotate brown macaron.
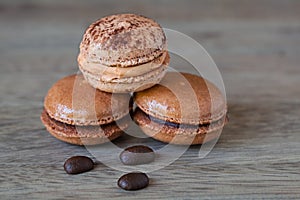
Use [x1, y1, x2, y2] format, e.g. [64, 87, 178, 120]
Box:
[78, 13, 170, 93]
[40, 74, 131, 145]
[133, 72, 227, 145]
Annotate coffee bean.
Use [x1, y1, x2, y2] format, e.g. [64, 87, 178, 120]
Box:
[118, 172, 149, 190]
[119, 145, 155, 165]
[64, 156, 94, 174]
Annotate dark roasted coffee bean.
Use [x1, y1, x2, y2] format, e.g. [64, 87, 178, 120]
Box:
[119, 145, 155, 165]
[118, 172, 149, 190]
[64, 156, 94, 174]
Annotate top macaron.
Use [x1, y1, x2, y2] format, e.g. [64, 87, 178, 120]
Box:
[78, 14, 170, 93]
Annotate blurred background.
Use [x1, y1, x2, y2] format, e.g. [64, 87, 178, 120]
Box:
[1, 0, 299, 106]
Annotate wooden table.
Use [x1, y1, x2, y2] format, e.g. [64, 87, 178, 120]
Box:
[1, 0, 300, 199]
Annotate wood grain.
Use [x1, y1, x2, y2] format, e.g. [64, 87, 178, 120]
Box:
[1, 0, 300, 199]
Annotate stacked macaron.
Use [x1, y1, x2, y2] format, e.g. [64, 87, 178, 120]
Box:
[40, 74, 130, 145]
[77, 14, 170, 93]
[133, 72, 227, 145]
[41, 13, 227, 146]
[41, 14, 170, 145]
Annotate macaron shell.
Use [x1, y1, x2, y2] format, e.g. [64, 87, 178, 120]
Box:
[41, 109, 128, 145]
[134, 72, 227, 125]
[44, 74, 130, 126]
[133, 108, 225, 145]
[140, 126, 221, 145]
[82, 65, 167, 93]
[79, 14, 166, 67]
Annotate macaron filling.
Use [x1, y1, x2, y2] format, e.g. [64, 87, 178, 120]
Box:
[134, 108, 226, 133]
[78, 51, 169, 83]
[41, 109, 128, 139]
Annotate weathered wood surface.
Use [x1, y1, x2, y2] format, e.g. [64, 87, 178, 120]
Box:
[1, 0, 300, 199]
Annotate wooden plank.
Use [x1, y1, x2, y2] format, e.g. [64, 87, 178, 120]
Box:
[0, 1, 300, 199]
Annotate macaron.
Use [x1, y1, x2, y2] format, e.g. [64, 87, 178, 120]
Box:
[78, 13, 170, 93]
[40, 74, 131, 145]
[133, 72, 227, 145]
